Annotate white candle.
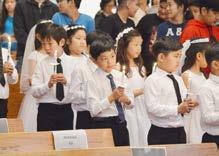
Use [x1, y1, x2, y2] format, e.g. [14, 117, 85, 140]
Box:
[50, 50, 58, 73]
[7, 36, 11, 61]
[152, 62, 157, 73]
[120, 65, 126, 88]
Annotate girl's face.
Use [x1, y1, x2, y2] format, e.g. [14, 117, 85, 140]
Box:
[5, 0, 16, 14]
[127, 36, 143, 60]
[197, 52, 208, 69]
[68, 29, 87, 56]
[104, 0, 115, 15]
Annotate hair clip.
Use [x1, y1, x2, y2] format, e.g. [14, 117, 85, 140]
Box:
[182, 38, 209, 53]
[115, 27, 134, 45]
[64, 25, 86, 31]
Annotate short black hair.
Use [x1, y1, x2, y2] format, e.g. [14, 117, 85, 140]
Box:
[41, 24, 67, 45]
[173, 0, 188, 12]
[86, 30, 109, 46]
[90, 34, 115, 60]
[205, 43, 219, 65]
[100, 0, 115, 10]
[73, 0, 81, 9]
[152, 37, 183, 60]
[188, 0, 200, 7]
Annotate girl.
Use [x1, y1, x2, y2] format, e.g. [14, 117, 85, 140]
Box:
[116, 27, 151, 146]
[19, 21, 52, 132]
[65, 24, 88, 64]
[0, 0, 17, 58]
[181, 38, 210, 143]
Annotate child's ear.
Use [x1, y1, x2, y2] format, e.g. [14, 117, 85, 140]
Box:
[59, 38, 66, 47]
[196, 52, 202, 60]
[212, 61, 219, 70]
[157, 53, 165, 63]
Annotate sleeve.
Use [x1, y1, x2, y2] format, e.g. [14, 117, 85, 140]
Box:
[198, 87, 219, 125]
[144, 78, 178, 117]
[86, 17, 95, 33]
[86, 79, 111, 117]
[13, 3, 28, 47]
[52, 13, 60, 25]
[31, 62, 50, 98]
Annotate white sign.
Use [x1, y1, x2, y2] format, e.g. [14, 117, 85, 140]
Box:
[52, 130, 88, 150]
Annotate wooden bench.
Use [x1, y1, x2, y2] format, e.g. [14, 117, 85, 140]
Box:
[0, 128, 114, 154]
[0, 143, 217, 156]
[7, 118, 24, 132]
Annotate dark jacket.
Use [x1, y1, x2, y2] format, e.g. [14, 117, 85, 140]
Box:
[14, 0, 58, 57]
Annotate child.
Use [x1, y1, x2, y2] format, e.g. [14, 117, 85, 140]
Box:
[86, 34, 134, 146]
[18, 21, 52, 132]
[31, 24, 74, 131]
[116, 27, 150, 146]
[181, 38, 209, 143]
[66, 30, 110, 129]
[65, 24, 88, 63]
[180, 0, 219, 43]
[0, 0, 17, 56]
[0, 45, 18, 118]
[144, 37, 197, 145]
[198, 44, 219, 146]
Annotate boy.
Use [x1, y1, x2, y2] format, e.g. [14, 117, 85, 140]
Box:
[198, 44, 219, 146]
[144, 37, 197, 145]
[31, 24, 74, 131]
[0, 46, 18, 118]
[157, 0, 188, 40]
[66, 31, 109, 129]
[86, 35, 134, 146]
[180, 0, 219, 43]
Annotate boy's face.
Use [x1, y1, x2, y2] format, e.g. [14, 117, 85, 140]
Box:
[41, 37, 64, 57]
[56, 0, 71, 14]
[201, 8, 219, 26]
[95, 49, 116, 73]
[127, 0, 138, 17]
[158, 2, 168, 20]
[166, 0, 183, 20]
[158, 50, 182, 73]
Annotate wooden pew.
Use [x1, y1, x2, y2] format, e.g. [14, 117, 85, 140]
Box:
[7, 118, 24, 132]
[0, 129, 114, 154]
[0, 143, 217, 156]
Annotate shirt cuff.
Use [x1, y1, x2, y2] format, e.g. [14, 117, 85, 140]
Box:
[100, 98, 111, 111]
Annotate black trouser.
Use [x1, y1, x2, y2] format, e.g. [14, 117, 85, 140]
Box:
[37, 103, 73, 131]
[148, 124, 186, 145]
[76, 111, 92, 129]
[92, 116, 130, 146]
[202, 132, 219, 146]
[0, 99, 8, 118]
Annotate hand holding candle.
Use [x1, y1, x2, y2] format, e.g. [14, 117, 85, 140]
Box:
[7, 35, 11, 61]
[50, 50, 59, 73]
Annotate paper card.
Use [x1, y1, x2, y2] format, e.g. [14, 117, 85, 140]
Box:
[132, 147, 167, 156]
[0, 118, 9, 133]
[52, 130, 88, 150]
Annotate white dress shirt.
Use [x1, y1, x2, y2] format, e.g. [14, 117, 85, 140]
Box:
[198, 74, 219, 136]
[65, 58, 98, 111]
[0, 48, 18, 99]
[86, 68, 134, 118]
[144, 67, 187, 128]
[31, 52, 76, 104]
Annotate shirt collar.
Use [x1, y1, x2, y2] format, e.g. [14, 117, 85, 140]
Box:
[156, 67, 173, 77]
[209, 73, 219, 84]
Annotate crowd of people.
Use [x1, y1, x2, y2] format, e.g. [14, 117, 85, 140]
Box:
[0, 0, 219, 147]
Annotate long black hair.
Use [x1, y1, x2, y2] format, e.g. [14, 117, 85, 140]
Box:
[181, 39, 210, 73]
[116, 28, 145, 78]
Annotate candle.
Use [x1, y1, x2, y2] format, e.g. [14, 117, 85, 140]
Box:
[186, 72, 192, 99]
[50, 50, 58, 73]
[120, 65, 126, 88]
[7, 36, 11, 61]
[152, 62, 157, 73]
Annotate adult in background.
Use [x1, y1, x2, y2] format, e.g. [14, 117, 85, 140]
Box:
[137, 0, 168, 75]
[100, 0, 138, 40]
[14, 0, 58, 72]
[95, 0, 116, 30]
[52, 0, 95, 33]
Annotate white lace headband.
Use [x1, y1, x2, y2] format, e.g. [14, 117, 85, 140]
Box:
[64, 25, 86, 31]
[115, 27, 134, 46]
[182, 38, 210, 53]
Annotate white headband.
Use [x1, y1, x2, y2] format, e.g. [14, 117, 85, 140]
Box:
[39, 20, 53, 24]
[115, 27, 134, 45]
[182, 38, 210, 53]
[64, 25, 86, 31]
